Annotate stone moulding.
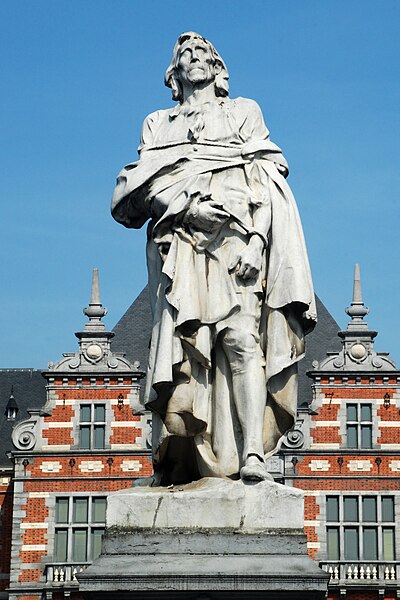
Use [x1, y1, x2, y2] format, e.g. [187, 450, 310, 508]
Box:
[79, 478, 329, 599]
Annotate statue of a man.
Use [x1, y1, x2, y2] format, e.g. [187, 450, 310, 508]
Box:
[112, 32, 316, 484]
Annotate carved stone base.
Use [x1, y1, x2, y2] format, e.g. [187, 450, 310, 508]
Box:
[79, 478, 329, 599]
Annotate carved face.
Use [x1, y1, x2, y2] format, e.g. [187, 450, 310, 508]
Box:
[176, 39, 216, 87]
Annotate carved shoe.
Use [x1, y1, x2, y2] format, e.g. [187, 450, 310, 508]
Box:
[240, 455, 274, 482]
[131, 471, 163, 488]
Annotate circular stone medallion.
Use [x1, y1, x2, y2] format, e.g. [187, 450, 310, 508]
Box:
[86, 343, 103, 361]
[350, 343, 366, 360]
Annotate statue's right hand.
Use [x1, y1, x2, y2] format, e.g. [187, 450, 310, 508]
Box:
[185, 195, 229, 232]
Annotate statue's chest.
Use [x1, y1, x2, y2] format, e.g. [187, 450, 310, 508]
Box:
[161, 107, 240, 145]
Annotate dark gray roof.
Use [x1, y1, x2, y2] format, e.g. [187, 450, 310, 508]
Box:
[0, 369, 46, 468]
[112, 287, 341, 406]
[298, 296, 342, 405]
[112, 287, 151, 373]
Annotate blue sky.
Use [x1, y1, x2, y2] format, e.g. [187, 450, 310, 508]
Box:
[0, 1, 399, 368]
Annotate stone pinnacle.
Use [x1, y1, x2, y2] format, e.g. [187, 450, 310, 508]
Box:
[83, 267, 107, 329]
[345, 263, 369, 323]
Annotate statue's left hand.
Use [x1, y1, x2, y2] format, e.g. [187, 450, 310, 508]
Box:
[229, 235, 264, 280]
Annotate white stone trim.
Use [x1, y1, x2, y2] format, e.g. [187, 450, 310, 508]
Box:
[40, 461, 62, 473]
[307, 542, 320, 549]
[313, 421, 340, 427]
[310, 443, 340, 449]
[121, 460, 142, 472]
[21, 544, 46, 551]
[379, 444, 400, 449]
[110, 443, 143, 450]
[347, 460, 372, 472]
[42, 444, 71, 451]
[309, 459, 331, 472]
[379, 421, 400, 427]
[28, 492, 50, 498]
[111, 421, 141, 427]
[304, 520, 320, 526]
[21, 523, 48, 529]
[389, 460, 400, 472]
[79, 460, 104, 473]
[55, 399, 75, 405]
[45, 422, 74, 428]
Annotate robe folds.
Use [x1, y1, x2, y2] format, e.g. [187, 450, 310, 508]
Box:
[112, 97, 316, 479]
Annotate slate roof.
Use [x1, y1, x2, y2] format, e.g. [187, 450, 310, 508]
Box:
[112, 287, 151, 374]
[0, 369, 46, 468]
[0, 289, 341, 468]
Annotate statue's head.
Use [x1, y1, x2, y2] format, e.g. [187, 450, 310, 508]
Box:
[165, 32, 229, 102]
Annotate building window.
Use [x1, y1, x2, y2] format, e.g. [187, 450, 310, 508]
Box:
[54, 497, 106, 563]
[346, 403, 372, 449]
[326, 495, 395, 561]
[79, 404, 106, 449]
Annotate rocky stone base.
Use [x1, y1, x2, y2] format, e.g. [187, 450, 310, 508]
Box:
[79, 478, 328, 599]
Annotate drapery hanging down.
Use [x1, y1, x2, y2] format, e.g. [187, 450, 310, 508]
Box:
[112, 97, 316, 482]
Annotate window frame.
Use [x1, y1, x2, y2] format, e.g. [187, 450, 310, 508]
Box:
[79, 403, 106, 450]
[326, 494, 395, 562]
[54, 496, 106, 563]
[346, 402, 373, 450]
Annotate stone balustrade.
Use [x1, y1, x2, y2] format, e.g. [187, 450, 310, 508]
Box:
[45, 563, 89, 584]
[320, 561, 399, 583]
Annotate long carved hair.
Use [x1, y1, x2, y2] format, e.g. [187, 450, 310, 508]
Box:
[165, 32, 229, 102]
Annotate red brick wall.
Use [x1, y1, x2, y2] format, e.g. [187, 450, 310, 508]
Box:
[0, 477, 12, 592]
[11, 374, 149, 594]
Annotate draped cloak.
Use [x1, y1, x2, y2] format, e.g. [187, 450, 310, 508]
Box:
[111, 97, 317, 480]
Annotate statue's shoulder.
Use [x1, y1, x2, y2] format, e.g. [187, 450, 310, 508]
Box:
[140, 108, 176, 143]
[144, 106, 180, 123]
[143, 108, 171, 125]
[228, 97, 263, 115]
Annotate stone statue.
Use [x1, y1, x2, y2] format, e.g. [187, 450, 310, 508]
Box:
[112, 32, 316, 484]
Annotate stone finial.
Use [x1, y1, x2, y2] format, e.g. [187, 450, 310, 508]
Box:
[345, 263, 369, 326]
[5, 386, 19, 420]
[310, 263, 396, 372]
[83, 268, 107, 330]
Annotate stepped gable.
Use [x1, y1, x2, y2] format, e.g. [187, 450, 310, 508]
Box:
[112, 287, 341, 406]
[0, 369, 46, 468]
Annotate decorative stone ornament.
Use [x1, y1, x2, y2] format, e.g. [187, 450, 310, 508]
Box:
[85, 343, 104, 362]
[350, 342, 367, 360]
[314, 264, 396, 372]
[46, 268, 140, 374]
[12, 410, 41, 451]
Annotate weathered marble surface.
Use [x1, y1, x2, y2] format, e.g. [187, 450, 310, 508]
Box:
[80, 478, 328, 598]
[111, 31, 316, 484]
[106, 477, 303, 530]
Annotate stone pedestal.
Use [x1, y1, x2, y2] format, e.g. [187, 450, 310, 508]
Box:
[80, 478, 328, 599]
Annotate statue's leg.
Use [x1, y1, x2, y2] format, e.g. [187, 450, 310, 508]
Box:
[220, 317, 272, 482]
[221, 326, 265, 459]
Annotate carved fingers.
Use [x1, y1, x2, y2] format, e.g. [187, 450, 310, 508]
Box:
[229, 246, 262, 280]
[186, 195, 229, 232]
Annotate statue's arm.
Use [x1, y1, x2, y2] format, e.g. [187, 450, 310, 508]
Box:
[111, 112, 162, 229]
[239, 99, 289, 177]
[228, 100, 275, 279]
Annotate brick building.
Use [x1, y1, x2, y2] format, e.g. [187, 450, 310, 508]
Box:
[277, 265, 400, 600]
[0, 264, 399, 599]
[0, 270, 151, 600]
